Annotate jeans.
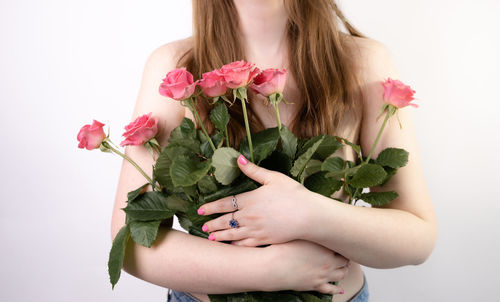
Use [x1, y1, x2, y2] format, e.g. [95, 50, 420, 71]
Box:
[166, 273, 369, 302]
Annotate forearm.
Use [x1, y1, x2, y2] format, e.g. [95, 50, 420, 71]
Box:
[301, 191, 436, 268]
[121, 226, 273, 293]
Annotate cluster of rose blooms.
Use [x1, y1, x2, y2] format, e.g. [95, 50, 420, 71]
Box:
[77, 58, 417, 180]
[77, 60, 287, 153]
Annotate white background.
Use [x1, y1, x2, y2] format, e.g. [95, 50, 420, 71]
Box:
[1, 0, 499, 301]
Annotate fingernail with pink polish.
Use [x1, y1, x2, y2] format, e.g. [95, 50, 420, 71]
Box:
[238, 155, 248, 165]
[202, 225, 208, 232]
[197, 208, 205, 215]
[339, 290, 344, 294]
[208, 234, 215, 241]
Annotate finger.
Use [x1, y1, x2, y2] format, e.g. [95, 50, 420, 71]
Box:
[229, 237, 261, 247]
[315, 283, 344, 295]
[237, 154, 276, 185]
[198, 193, 247, 216]
[208, 227, 248, 242]
[203, 211, 245, 232]
[333, 253, 349, 269]
[328, 265, 349, 283]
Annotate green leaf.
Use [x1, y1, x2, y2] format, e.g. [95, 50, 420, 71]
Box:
[127, 183, 149, 203]
[337, 137, 362, 159]
[260, 150, 292, 175]
[154, 150, 173, 190]
[324, 165, 360, 179]
[304, 171, 343, 197]
[179, 184, 199, 200]
[165, 194, 190, 212]
[199, 178, 258, 204]
[299, 159, 323, 184]
[108, 225, 130, 289]
[200, 131, 224, 158]
[296, 135, 342, 160]
[180, 118, 196, 139]
[280, 125, 297, 159]
[122, 191, 175, 221]
[321, 157, 344, 172]
[349, 163, 387, 188]
[176, 212, 192, 231]
[290, 136, 325, 177]
[313, 135, 343, 160]
[169, 118, 196, 141]
[166, 138, 200, 154]
[170, 155, 211, 187]
[360, 191, 399, 206]
[212, 147, 241, 185]
[210, 102, 230, 131]
[189, 225, 209, 239]
[197, 175, 219, 194]
[380, 166, 397, 186]
[376, 147, 409, 169]
[240, 127, 281, 164]
[129, 220, 162, 248]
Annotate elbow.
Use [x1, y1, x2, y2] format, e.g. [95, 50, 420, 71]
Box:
[411, 219, 438, 266]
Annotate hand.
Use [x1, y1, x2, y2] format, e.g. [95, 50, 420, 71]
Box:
[264, 240, 350, 294]
[198, 155, 313, 246]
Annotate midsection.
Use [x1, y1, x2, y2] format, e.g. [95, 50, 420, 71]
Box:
[187, 262, 364, 302]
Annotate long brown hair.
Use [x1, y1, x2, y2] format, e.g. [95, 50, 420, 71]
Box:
[177, 0, 364, 147]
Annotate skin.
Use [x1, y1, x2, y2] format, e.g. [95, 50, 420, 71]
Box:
[111, 0, 437, 301]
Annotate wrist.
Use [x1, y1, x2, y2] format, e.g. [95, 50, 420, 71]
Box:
[250, 244, 284, 292]
[298, 189, 338, 243]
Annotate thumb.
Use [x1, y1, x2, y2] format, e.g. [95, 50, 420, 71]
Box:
[237, 154, 274, 185]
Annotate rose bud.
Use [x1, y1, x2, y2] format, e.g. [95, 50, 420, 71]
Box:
[159, 67, 198, 100]
[382, 78, 418, 108]
[215, 60, 260, 89]
[249, 68, 287, 97]
[77, 120, 106, 150]
[119, 112, 159, 147]
[198, 70, 227, 98]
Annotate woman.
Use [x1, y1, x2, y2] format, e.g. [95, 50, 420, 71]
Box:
[110, 0, 437, 301]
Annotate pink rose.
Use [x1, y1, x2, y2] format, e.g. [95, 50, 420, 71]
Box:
[120, 112, 159, 147]
[249, 68, 287, 97]
[382, 78, 418, 108]
[77, 120, 106, 150]
[198, 70, 227, 97]
[159, 68, 198, 100]
[215, 60, 259, 89]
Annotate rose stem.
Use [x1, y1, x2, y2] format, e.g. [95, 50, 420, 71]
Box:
[102, 139, 161, 191]
[364, 106, 394, 164]
[186, 97, 216, 151]
[240, 93, 254, 162]
[272, 100, 282, 137]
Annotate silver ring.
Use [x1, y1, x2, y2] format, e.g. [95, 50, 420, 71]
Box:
[232, 195, 238, 210]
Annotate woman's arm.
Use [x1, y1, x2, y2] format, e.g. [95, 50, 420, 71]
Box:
[198, 38, 437, 269]
[300, 38, 437, 268]
[111, 40, 348, 295]
[111, 40, 271, 293]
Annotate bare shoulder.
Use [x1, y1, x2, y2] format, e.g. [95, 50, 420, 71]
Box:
[343, 35, 398, 83]
[147, 36, 193, 68]
[132, 36, 194, 146]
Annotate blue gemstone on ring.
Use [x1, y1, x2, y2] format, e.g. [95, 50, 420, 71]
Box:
[229, 219, 239, 228]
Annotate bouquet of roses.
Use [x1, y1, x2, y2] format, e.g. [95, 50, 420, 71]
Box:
[77, 60, 417, 301]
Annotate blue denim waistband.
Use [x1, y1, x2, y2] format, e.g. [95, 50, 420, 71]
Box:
[167, 273, 369, 302]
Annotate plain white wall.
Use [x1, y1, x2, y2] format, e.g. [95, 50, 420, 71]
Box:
[1, 0, 499, 301]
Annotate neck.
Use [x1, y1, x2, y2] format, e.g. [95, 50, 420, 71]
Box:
[233, 0, 289, 68]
